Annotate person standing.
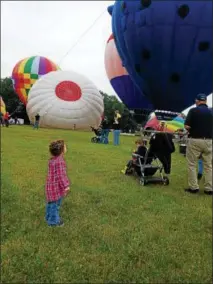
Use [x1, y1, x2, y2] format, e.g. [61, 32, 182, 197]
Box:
[157, 121, 167, 132]
[112, 110, 122, 146]
[14, 116, 18, 125]
[4, 112, 10, 127]
[184, 94, 213, 195]
[33, 113, 40, 129]
[101, 116, 110, 144]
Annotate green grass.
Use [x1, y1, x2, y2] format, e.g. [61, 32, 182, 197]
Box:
[1, 126, 212, 283]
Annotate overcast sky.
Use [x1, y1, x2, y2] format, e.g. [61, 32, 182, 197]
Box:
[1, 1, 117, 96]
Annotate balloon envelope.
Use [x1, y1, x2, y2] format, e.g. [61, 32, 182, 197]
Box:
[26, 70, 104, 129]
[111, 1, 212, 112]
[104, 34, 153, 110]
[12, 56, 60, 105]
[145, 111, 185, 133]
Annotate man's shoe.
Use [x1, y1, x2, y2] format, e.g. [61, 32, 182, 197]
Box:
[185, 188, 199, 194]
[204, 190, 213, 196]
[197, 173, 203, 180]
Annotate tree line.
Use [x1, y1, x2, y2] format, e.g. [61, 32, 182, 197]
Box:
[0, 77, 149, 131]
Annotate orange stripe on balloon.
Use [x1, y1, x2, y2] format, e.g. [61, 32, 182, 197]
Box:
[107, 34, 114, 43]
[105, 36, 128, 81]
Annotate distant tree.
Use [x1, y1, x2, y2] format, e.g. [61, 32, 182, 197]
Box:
[99, 90, 138, 132]
[0, 77, 20, 113]
[0, 77, 30, 124]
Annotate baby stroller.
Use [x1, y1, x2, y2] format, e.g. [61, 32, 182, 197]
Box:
[91, 127, 103, 143]
[131, 150, 170, 186]
[127, 132, 174, 186]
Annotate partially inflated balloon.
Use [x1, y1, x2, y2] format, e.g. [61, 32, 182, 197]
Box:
[104, 34, 153, 110]
[145, 111, 184, 133]
[0, 96, 6, 115]
[26, 70, 104, 129]
[12, 56, 60, 105]
[110, 1, 212, 112]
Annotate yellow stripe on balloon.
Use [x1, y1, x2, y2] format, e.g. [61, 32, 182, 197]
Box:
[20, 88, 27, 101]
[18, 57, 30, 73]
[30, 79, 36, 84]
[23, 73, 30, 79]
[24, 84, 31, 89]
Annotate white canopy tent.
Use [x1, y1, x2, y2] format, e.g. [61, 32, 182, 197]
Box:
[182, 94, 212, 116]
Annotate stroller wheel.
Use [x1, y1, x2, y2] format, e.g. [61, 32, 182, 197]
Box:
[163, 176, 170, 185]
[91, 137, 97, 143]
[140, 178, 148, 186]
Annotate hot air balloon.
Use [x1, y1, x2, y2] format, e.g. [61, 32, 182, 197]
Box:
[105, 34, 153, 110]
[0, 96, 6, 115]
[144, 111, 185, 133]
[12, 56, 60, 105]
[110, 1, 212, 112]
[26, 70, 104, 130]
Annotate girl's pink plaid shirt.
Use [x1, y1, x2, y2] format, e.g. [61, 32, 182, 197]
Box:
[45, 155, 70, 202]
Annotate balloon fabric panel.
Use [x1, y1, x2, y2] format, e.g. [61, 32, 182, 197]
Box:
[105, 33, 153, 110]
[111, 1, 212, 112]
[111, 75, 153, 109]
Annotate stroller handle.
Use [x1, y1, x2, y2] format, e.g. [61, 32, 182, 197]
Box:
[132, 153, 144, 159]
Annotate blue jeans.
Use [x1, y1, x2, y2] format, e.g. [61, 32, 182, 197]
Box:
[45, 198, 62, 226]
[113, 130, 121, 145]
[101, 129, 110, 144]
[33, 121, 39, 129]
[198, 159, 203, 174]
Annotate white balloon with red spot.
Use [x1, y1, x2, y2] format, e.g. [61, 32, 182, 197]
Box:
[26, 70, 104, 129]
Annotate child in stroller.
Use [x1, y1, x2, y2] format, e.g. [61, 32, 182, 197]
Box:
[121, 139, 149, 174]
[91, 126, 103, 143]
[122, 134, 174, 186]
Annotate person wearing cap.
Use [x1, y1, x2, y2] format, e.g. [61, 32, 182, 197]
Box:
[184, 94, 213, 195]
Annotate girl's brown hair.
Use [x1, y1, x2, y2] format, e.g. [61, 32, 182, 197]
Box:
[49, 140, 65, 156]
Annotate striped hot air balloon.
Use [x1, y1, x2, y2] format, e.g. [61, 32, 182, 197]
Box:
[144, 111, 184, 133]
[11, 56, 60, 105]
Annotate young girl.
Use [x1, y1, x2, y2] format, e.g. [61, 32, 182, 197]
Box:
[45, 140, 70, 227]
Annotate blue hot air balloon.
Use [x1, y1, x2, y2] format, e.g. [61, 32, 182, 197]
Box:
[104, 34, 153, 110]
[110, 0, 212, 112]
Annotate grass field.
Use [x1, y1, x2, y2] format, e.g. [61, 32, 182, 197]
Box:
[1, 126, 212, 283]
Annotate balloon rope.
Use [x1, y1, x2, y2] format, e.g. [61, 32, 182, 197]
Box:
[58, 9, 107, 66]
